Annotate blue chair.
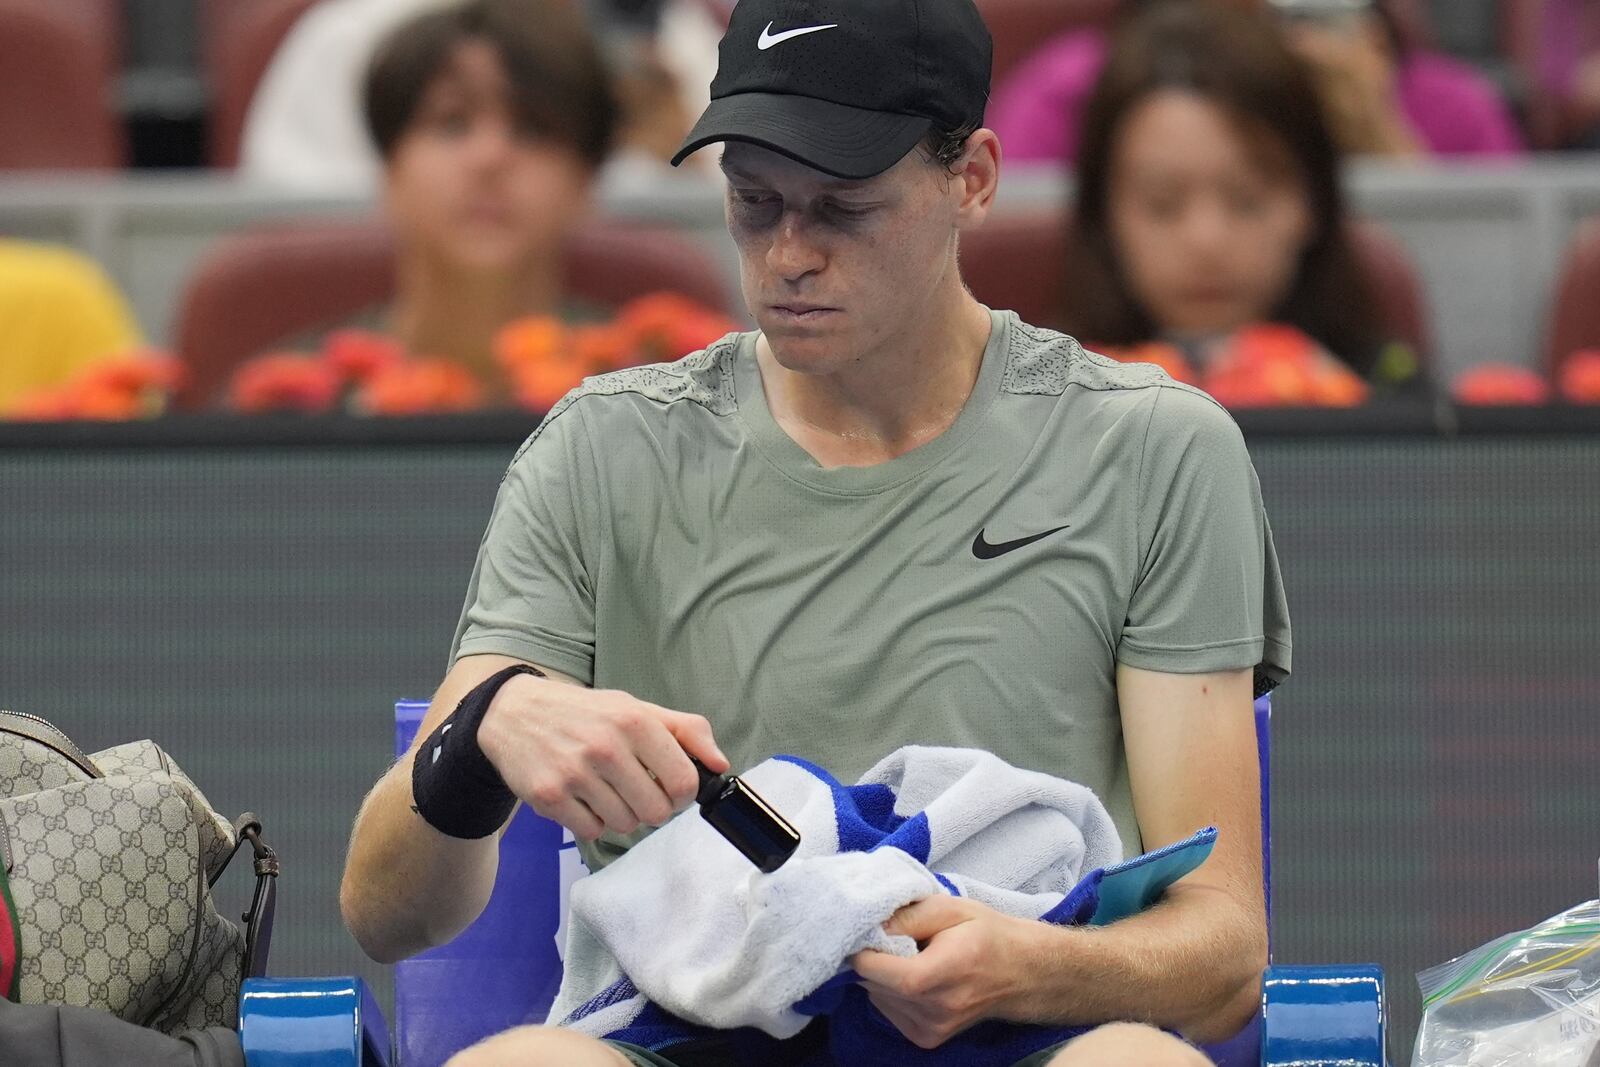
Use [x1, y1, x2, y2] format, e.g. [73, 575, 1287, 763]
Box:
[240, 696, 1387, 1067]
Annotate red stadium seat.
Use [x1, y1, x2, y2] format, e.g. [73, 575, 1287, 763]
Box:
[202, 0, 318, 168]
[960, 210, 1433, 364]
[975, 0, 1121, 91]
[1348, 218, 1434, 363]
[1546, 218, 1600, 374]
[0, 0, 124, 169]
[173, 219, 738, 408]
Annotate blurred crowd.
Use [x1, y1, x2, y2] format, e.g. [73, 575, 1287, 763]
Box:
[2, 0, 1599, 418]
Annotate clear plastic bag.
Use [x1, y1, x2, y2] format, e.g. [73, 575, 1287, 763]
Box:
[1413, 899, 1600, 1066]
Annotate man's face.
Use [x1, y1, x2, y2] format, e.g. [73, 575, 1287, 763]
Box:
[384, 40, 592, 273]
[720, 141, 966, 374]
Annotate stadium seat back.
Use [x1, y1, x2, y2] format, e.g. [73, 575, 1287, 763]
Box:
[0, 0, 124, 169]
[1546, 217, 1600, 374]
[202, 0, 318, 168]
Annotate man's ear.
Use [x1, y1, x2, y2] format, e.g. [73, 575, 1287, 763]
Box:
[953, 129, 1001, 232]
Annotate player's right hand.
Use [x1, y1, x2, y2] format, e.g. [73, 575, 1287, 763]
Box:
[475, 673, 729, 841]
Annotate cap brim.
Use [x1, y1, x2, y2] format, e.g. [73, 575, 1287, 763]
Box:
[671, 93, 932, 180]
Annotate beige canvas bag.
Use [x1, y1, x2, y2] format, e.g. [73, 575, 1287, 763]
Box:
[0, 710, 277, 1033]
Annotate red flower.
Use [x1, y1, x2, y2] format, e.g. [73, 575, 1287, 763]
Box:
[494, 317, 567, 373]
[324, 330, 406, 385]
[1557, 350, 1600, 404]
[494, 294, 740, 412]
[571, 324, 632, 376]
[1204, 325, 1368, 408]
[508, 353, 589, 412]
[6, 349, 182, 421]
[618, 292, 740, 362]
[617, 291, 720, 339]
[79, 351, 185, 394]
[355, 358, 484, 416]
[228, 352, 342, 413]
[1452, 364, 1551, 406]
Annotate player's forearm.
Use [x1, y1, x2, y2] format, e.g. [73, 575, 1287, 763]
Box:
[1012, 882, 1266, 1044]
[339, 759, 501, 964]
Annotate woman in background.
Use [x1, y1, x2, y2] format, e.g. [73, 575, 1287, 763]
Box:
[1060, 1, 1420, 394]
[991, 0, 1523, 165]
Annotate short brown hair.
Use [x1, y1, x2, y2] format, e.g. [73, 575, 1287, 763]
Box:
[363, 0, 617, 169]
[1065, 1, 1385, 373]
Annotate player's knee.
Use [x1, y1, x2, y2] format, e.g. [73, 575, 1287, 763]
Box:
[1045, 1022, 1213, 1067]
[444, 1024, 633, 1067]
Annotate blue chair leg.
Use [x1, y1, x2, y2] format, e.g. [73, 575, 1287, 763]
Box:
[1262, 964, 1386, 1067]
[240, 977, 393, 1067]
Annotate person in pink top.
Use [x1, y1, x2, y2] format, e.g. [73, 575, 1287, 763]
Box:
[1537, 0, 1600, 149]
[991, 0, 1525, 164]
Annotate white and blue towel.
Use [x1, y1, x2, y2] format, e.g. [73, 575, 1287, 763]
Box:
[550, 746, 1217, 1066]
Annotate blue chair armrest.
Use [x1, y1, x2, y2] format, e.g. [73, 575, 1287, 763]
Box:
[240, 977, 393, 1067]
[1262, 964, 1386, 1067]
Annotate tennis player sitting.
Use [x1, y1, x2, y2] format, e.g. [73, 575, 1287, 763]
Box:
[340, 1, 1290, 1064]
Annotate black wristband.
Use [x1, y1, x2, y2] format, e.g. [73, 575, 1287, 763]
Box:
[411, 663, 545, 839]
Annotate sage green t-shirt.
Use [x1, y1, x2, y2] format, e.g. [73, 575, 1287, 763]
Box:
[449, 309, 1291, 867]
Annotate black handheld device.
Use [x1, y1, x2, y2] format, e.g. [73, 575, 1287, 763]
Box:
[691, 759, 802, 873]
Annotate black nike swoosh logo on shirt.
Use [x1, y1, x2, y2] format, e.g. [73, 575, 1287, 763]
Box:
[971, 525, 1071, 560]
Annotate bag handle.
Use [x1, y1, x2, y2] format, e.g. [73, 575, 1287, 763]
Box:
[218, 813, 279, 979]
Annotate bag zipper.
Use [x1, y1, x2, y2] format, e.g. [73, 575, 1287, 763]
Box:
[0, 710, 102, 779]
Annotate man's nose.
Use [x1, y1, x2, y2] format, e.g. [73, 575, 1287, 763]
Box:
[765, 214, 825, 282]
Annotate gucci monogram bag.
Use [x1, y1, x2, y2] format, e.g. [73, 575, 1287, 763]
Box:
[0, 710, 277, 1033]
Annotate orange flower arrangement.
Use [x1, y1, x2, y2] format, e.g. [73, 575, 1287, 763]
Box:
[228, 353, 343, 413]
[496, 292, 741, 412]
[225, 293, 742, 416]
[1451, 363, 1552, 406]
[354, 359, 483, 416]
[1096, 324, 1369, 408]
[1204, 325, 1369, 409]
[7, 350, 183, 421]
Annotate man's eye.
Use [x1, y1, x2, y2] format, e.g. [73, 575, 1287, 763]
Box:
[733, 192, 777, 207]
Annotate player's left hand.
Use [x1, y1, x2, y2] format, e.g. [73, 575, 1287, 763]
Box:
[850, 895, 1036, 1049]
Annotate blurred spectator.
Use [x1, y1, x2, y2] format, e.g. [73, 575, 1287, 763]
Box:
[990, 0, 1524, 165]
[239, 0, 721, 195]
[1059, 1, 1422, 396]
[238, 0, 445, 193]
[582, 0, 715, 194]
[259, 0, 618, 392]
[0, 240, 142, 409]
[1537, 0, 1600, 150]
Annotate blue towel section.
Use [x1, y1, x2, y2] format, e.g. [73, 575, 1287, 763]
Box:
[561, 750, 1217, 1066]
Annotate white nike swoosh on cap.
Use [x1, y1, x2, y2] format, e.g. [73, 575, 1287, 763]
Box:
[757, 21, 839, 50]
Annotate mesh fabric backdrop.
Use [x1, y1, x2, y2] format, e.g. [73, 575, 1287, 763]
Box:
[3, 434, 1598, 1060]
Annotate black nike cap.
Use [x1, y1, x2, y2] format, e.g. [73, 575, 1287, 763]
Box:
[670, 0, 993, 180]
